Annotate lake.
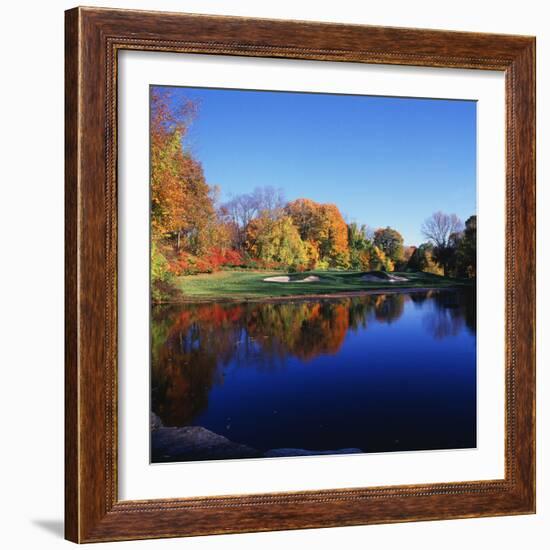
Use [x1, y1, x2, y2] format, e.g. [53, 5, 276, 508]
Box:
[151, 289, 476, 462]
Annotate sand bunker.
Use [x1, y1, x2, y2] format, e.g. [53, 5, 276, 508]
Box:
[299, 275, 321, 283]
[361, 273, 409, 283]
[264, 275, 321, 283]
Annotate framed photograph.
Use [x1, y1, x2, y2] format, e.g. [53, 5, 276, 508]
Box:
[65, 7, 535, 543]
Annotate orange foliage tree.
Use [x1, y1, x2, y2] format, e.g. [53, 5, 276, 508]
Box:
[151, 90, 217, 255]
[285, 199, 350, 268]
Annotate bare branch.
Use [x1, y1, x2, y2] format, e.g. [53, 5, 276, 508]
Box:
[421, 211, 462, 248]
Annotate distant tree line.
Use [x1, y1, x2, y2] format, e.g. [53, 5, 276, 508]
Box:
[150, 90, 476, 299]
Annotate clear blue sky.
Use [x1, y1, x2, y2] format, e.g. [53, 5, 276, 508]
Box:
[153, 85, 476, 246]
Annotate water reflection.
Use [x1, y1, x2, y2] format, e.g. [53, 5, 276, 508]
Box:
[421, 290, 476, 339]
[151, 289, 476, 458]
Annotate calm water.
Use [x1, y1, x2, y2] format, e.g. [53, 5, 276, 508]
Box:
[151, 289, 476, 462]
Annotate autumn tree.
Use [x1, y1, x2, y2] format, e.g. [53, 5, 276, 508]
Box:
[286, 199, 349, 268]
[402, 246, 416, 262]
[371, 245, 394, 272]
[177, 157, 217, 255]
[254, 186, 285, 217]
[150, 90, 226, 299]
[285, 199, 320, 241]
[221, 186, 285, 248]
[245, 214, 308, 269]
[407, 243, 444, 275]
[346, 223, 392, 271]
[150, 90, 218, 255]
[319, 204, 350, 268]
[396, 245, 417, 270]
[151, 90, 194, 239]
[373, 227, 404, 262]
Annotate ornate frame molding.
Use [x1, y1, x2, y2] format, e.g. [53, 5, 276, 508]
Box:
[65, 7, 535, 542]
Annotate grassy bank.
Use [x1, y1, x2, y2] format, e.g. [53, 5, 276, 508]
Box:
[169, 269, 473, 302]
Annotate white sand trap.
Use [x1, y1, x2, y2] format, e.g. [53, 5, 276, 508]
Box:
[298, 275, 321, 283]
[264, 275, 321, 283]
[264, 276, 291, 283]
[361, 273, 409, 283]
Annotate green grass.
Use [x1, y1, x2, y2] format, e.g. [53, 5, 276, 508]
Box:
[174, 269, 473, 301]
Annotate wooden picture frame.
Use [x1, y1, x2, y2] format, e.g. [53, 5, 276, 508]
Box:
[65, 6, 536, 543]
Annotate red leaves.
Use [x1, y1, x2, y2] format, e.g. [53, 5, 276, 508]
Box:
[168, 247, 245, 276]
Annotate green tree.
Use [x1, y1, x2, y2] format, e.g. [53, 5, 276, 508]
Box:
[407, 243, 443, 275]
[455, 215, 476, 278]
[347, 222, 370, 270]
[346, 223, 393, 271]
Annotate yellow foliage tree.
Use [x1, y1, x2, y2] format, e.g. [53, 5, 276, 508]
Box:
[286, 199, 349, 268]
[245, 214, 308, 268]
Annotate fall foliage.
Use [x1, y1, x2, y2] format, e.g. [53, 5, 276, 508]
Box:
[150, 90, 476, 301]
[285, 199, 350, 269]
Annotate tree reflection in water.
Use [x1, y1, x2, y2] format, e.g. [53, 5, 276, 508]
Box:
[421, 288, 476, 339]
[151, 289, 475, 429]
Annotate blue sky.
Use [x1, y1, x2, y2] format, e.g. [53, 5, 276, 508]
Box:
[153, 85, 476, 246]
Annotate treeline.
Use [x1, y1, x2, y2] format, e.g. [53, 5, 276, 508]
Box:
[151, 91, 476, 298]
[411, 212, 477, 278]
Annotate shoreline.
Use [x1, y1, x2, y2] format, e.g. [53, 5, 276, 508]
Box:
[150, 415, 364, 462]
[153, 285, 467, 305]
